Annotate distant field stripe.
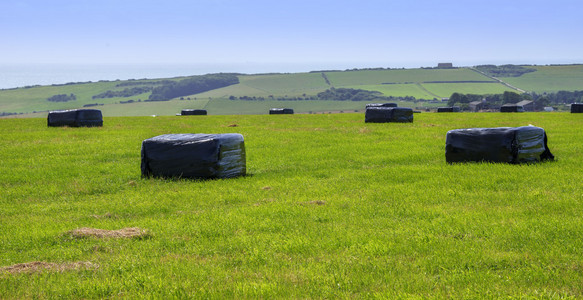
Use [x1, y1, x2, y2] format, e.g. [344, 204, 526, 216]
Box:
[421, 82, 516, 97]
[382, 80, 496, 84]
[343, 84, 435, 99]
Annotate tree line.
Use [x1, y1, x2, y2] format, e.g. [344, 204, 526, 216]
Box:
[474, 65, 536, 77]
[229, 88, 423, 102]
[148, 74, 239, 101]
[92, 87, 152, 99]
[46, 94, 76, 102]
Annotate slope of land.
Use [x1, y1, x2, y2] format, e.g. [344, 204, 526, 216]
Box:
[1, 65, 582, 117]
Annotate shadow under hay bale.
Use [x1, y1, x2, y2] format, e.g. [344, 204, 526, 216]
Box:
[141, 133, 246, 179]
[47, 109, 103, 127]
[269, 108, 294, 114]
[180, 109, 207, 116]
[445, 126, 554, 164]
[365, 107, 413, 123]
[437, 106, 460, 112]
[571, 103, 583, 113]
[365, 103, 398, 108]
[500, 105, 524, 112]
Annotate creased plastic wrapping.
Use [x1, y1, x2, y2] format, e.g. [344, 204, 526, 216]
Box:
[500, 105, 524, 112]
[365, 103, 398, 108]
[365, 107, 413, 123]
[141, 133, 246, 179]
[571, 103, 583, 113]
[181, 109, 207, 115]
[445, 126, 554, 164]
[437, 107, 460, 112]
[269, 108, 294, 114]
[47, 109, 103, 127]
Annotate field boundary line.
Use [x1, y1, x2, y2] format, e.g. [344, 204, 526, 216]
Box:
[468, 67, 526, 93]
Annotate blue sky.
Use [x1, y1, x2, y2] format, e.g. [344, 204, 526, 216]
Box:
[1, 0, 582, 69]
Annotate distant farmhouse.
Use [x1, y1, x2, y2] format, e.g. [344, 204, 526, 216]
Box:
[516, 100, 534, 111]
[437, 63, 454, 68]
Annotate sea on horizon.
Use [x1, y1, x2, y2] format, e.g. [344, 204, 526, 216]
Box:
[0, 62, 402, 90]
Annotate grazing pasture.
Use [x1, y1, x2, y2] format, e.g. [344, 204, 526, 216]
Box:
[1, 112, 583, 298]
[502, 65, 583, 93]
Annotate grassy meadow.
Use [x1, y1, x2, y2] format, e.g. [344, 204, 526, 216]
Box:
[1, 112, 583, 298]
[502, 65, 583, 93]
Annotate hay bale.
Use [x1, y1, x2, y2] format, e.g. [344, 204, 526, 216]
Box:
[269, 108, 294, 114]
[365, 103, 398, 108]
[445, 126, 554, 164]
[437, 106, 460, 112]
[500, 105, 524, 112]
[181, 109, 207, 115]
[571, 103, 583, 113]
[365, 107, 413, 123]
[141, 133, 246, 179]
[47, 109, 103, 127]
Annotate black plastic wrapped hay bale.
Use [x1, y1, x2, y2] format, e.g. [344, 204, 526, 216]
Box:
[437, 106, 460, 112]
[500, 105, 524, 112]
[365, 107, 413, 123]
[445, 126, 554, 164]
[181, 109, 207, 116]
[571, 103, 583, 113]
[47, 109, 103, 127]
[269, 108, 294, 114]
[365, 103, 398, 108]
[141, 134, 246, 179]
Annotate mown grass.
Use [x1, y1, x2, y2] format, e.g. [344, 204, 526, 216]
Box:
[1, 112, 583, 298]
[420, 82, 517, 98]
[325, 68, 493, 86]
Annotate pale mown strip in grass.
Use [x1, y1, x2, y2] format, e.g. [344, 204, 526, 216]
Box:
[326, 68, 492, 86]
[1, 113, 582, 298]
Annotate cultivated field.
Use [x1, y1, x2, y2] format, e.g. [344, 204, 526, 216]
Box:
[502, 65, 583, 93]
[1, 112, 582, 298]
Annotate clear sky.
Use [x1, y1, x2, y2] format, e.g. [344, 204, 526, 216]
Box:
[1, 0, 582, 69]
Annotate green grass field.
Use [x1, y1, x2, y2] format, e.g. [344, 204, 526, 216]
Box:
[1, 112, 583, 298]
[502, 65, 583, 93]
[325, 68, 494, 86]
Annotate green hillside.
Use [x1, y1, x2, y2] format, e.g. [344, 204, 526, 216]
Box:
[502, 65, 583, 93]
[1, 65, 582, 117]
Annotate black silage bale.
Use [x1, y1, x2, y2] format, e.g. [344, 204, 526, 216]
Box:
[500, 105, 524, 112]
[571, 103, 583, 113]
[181, 109, 207, 115]
[47, 109, 103, 127]
[365, 107, 413, 123]
[445, 126, 554, 164]
[269, 108, 294, 114]
[365, 103, 398, 108]
[141, 133, 246, 179]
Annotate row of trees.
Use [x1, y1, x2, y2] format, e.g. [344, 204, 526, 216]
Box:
[92, 87, 152, 99]
[228, 88, 426, 102]
[149, 74, 239, 101]
[46, 94, 76, 102]
[474, 65, 536, 77]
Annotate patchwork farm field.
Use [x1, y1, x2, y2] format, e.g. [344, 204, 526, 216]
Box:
[2, 65, 583, 117]
[1, 112, 583, 298]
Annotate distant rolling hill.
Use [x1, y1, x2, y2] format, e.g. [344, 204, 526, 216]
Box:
[1, 65, 582, 117]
